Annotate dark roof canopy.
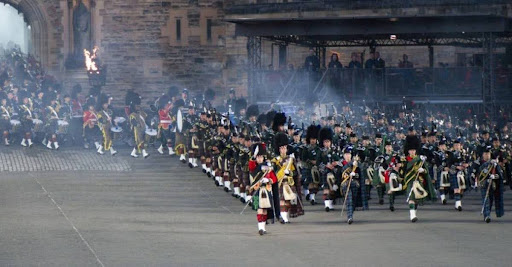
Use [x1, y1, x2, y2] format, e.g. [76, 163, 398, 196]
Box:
[228, 15, 512, 47]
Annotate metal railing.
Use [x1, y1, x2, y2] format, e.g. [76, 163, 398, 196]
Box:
[226, 0, 510, 13]
[250, 67, 494, 104]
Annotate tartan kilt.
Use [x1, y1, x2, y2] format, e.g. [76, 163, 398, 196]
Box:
[449, 173, 459, 189]
[0, 118, 11, 131]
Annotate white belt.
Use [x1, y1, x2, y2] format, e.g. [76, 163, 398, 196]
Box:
[160, 120, 172, 124]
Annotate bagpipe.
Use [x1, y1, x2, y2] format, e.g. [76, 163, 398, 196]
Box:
[275, 155, 297, 201]
[341, 156, 359, 186]
[405, 156, 429, 202]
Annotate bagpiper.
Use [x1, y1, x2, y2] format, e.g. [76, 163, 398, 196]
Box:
[272, 132, 303, 223]
[173, 99, 188, 163]
[446, 140, 468, 211]
[477, 148, 505, 223]
[317, 127, 340, 212]
[248, 142, 277, 235]
[302, 125, 321, 205]
[403, 135, 437, 222]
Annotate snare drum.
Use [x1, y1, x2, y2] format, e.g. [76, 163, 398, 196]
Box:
[111, 126, 123, 133]
[57, 120, 69, 134]
[10, 119, 21, 132]
[114, 116, 126, 124]
[33, 119, 44, 132]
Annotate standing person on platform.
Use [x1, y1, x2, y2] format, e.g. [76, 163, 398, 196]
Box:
[304, 48, 320, 72]
[328, 53, 343, 93]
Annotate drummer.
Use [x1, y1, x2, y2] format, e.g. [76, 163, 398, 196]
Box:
[43, 91, 60, 150]
[97, 94, 117, 156]
[18, 91, 34, 147]
[0, 92, 12, 146]
[70, 85, 85, 146]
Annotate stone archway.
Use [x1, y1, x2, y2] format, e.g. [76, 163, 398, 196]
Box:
[1, 0, 63, 71]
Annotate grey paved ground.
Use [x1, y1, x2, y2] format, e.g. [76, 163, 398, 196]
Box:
[0, 147, 511, 267]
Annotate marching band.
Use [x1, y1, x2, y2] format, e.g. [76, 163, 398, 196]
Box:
[0, 83, 510, 235]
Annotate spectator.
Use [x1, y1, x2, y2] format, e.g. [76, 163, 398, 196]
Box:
[375, 52, 385, 69]
[398, 54, 413, 68]
[328, 53, 342, 92]
[348, 52, 362, 69]
[328, 53, 342, 70]
[364, 51, 376, 69]
[346, 52, 364, 97]
[304, 48, 321, 92]
[304, 48, 320, 72]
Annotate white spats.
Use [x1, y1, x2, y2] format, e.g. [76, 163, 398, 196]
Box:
[142, 149, 149, 158]
[233, 187, 240, 197]
[110, 147, 117, 155]
[27, 139, 33, 147]
[455, 200, 462, 211]
[224, 181, 231, 192]
[21, 139, 27, 147]
[324, 200, 333, 211]
[168, 148, 175, 155]
[97, 145, 104, 155]
[258, 222, 266, 235]
[53, 142, 59, 150]
[191, 158, 198, 167]
[157, 145, 164, 154]
[440, 194, 446, 204]
[410, 209, 418, 222]
[281, 212, 289, 223]
[179, 154, 186, 161]
[131, 148, 139, 158]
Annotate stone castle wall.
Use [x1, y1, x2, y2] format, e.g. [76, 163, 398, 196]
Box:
[14, 1, 512, 105]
